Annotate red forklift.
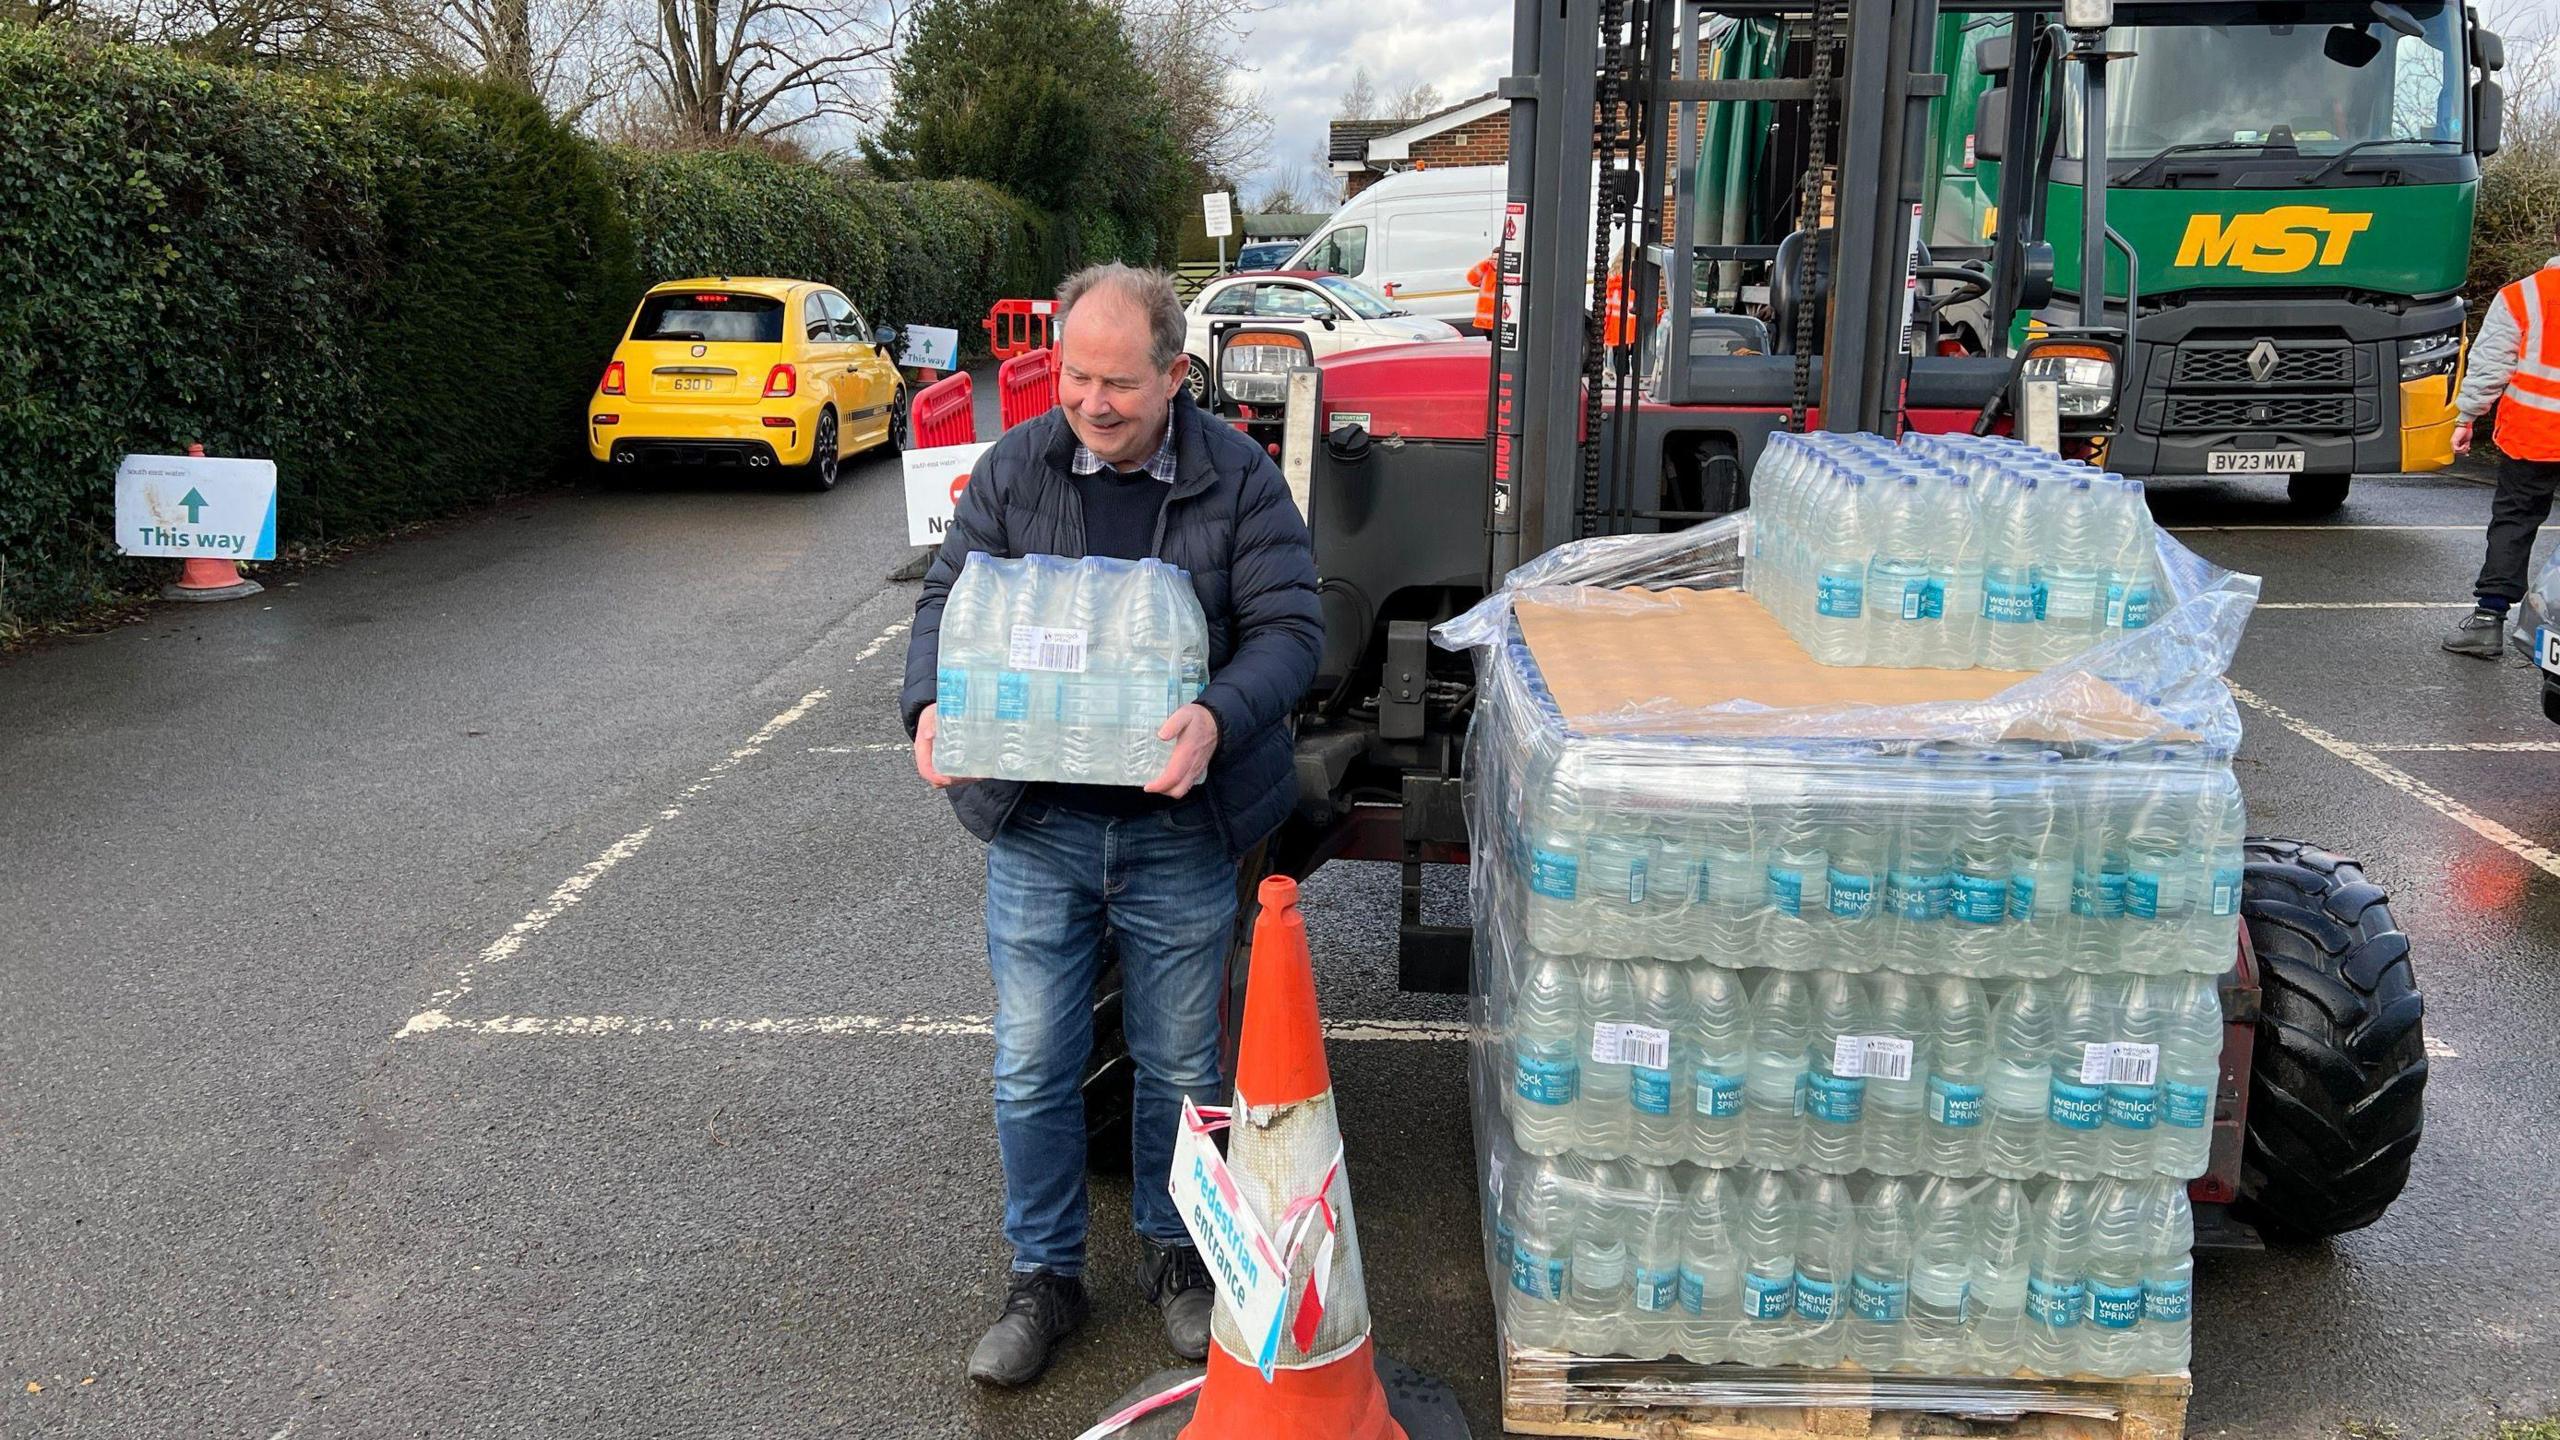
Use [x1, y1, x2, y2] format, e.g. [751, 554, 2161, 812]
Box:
[1161, 0, 2425, 1245]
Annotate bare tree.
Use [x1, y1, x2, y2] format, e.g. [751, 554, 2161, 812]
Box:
[1114, 0, 1272, 180]
[634, 0, 905, 142]
[1336, 64, 1378, 120]
[1251, 160, 1318, 214]
[1384, 77, 1442, 120]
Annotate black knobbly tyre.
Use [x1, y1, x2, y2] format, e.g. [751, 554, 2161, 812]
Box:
[2237, 838, 2427, 1239]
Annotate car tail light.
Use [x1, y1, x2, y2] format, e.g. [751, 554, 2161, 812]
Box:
[600, 360, 626, 395]
[761, 416, 795, 428]
[764, 364, 797, 398]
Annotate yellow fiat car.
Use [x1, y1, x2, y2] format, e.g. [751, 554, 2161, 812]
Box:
[587, 277, 909, 489]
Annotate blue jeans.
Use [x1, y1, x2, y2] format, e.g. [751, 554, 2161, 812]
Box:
[985, 796, 1238, 1275]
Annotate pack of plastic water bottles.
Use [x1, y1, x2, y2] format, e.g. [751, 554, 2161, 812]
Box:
[1435, 435, 2261, 1406]
[1751, 432, 2166, 670]
[932, 553, 1209, 784]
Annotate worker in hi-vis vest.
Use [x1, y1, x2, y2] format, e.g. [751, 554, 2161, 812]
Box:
[2445, 217, 2560, 659]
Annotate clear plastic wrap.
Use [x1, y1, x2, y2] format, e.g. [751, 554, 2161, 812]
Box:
[933, 553, 1208, 784]
[1446, 441, 2244, 1417]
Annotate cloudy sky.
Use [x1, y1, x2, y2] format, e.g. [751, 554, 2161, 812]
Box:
[1229, 0, 1512, 203]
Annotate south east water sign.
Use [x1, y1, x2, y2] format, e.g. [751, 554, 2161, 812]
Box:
[116, 454, 279, 560]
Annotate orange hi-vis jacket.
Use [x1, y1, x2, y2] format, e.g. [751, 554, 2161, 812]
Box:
[2462, 258, 2560, 462]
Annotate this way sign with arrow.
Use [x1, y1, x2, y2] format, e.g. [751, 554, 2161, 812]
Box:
[116, 454, 279, 561]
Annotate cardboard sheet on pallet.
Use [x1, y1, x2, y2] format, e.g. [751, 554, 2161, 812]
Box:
[1514, 587, 2182, 745]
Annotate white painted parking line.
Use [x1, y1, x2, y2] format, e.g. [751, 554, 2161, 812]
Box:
[2364, 740, 2560, 753]
[2425, 1036, 2462, 1060]
[808, 742, 912, 754]
[399, 1012, 1473, 1043]
[2254, 602, 2465, 610]
[397, 615, 920, 1041]
[2170, 524, 2479, 533]
[2230, 682, 2560, 882]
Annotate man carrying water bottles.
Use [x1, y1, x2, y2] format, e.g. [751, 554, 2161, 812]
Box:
[900, 262, 1322, 1387]
[2443, 222, 2560, 658]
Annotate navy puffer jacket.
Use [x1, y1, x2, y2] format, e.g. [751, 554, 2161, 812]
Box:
[901, 393, 1321, 858]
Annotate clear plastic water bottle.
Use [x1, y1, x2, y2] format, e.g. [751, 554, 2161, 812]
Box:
[1793, 1173, 1855, 1366]
[1760, 767, 1831, 970]
[1864, 971, 1931, 1176]
[2123, 754, 2202, 975]
[1850, 1176, 1917, 1370]
[2104, 977, 2165, 1177]
[1563, 1157, 1631, 1355]
[2048, 974, 2114, 1180]
[1118, 561, 1182, 784]
[1577, 960, 1639, 1159]
[1937, 473, 1987, 667]
[2098, 479, 2160, 637]
[1525, 764, 1590, 956]
[1925, 977, 1992, 1176]
[1623, 1162, 1687, 1360]
[1803, 972, 1871, 1175]
[1867, 475, 1936, 665]
[1970, 1178, 2034, 1374]
[1826, 773, 1887, 954]
[1055, 563, 1113, 783]
[1945, 761, 2014, 975]
[1695, 770, 1762, 961]
[1505, 1152, 1574, 1349]
[2070, 754, 2135, 970]
[2185, 772, 2248, 971]
[1628, 962, 1688, 1166]
[1886, 753, 1956, 973]
[1979, 474, 2043, 669]
[2005, 752, 2075, 977]
[1907, 1175, 1976, 1372]
[1986, 979, 2056, 1178]
[1678, 1168, 1742, 1363]
[996, 556, 1059, 776]
[1735, 1169, 1800, 1366]
[1510, 952, 1581, 1156]
[2036, 476, 2104, 665]
[1687, 964, 1750, 1168]
[1744, 971, 1812, 1169]
[1648, 812, 1708, 961]
[932, 556, 1007, 776]
[1582, 803, 1655, 961]
[2140, 1181, 2195, 1374]
[2024, 1179, 2095, 1376]
[2156, 974, 2221, 1179]
[2081, 1179, 2150, 1376]
[1809, 474, 1873, 665]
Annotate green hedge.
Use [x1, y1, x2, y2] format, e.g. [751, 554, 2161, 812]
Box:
[0, 29, 1058, 628]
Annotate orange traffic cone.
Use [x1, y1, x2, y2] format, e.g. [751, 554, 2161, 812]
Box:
[161, 444, 264, 603]
[1180, 877, 1400, 1440]
[1090, 878, 1468, 1440]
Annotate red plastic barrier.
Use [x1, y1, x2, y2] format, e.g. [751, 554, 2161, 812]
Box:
[997, 347, 1058, 432]
[910, 371, 977, 449]
[982, 298, 1057, 361]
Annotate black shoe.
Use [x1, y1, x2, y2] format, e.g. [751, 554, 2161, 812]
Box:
[2442, 606, 2510, 658]
[1140, 1240, 1215, 1362]
[967, 1269, 1089, 1387]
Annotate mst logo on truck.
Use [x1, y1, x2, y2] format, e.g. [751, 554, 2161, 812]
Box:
[2173, 206, 2375, 274]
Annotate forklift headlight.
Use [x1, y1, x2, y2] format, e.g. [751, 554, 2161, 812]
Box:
[1218, 329, 1314, 407]
[2021, 348, 2117, 418]
[2400, 329, 2461, 382]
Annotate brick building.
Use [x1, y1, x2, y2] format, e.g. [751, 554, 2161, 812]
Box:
[1327, 94, 1508, 198]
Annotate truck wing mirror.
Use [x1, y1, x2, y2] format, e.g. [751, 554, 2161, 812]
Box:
[1974, 89, 2009, 163]
[2475, 27, 2505, 71]
[1977, 34, 2012, 75]
[2475, 77, 2504, 155]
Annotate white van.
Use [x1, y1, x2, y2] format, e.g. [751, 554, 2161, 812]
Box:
[1286, 166, 1504, 330]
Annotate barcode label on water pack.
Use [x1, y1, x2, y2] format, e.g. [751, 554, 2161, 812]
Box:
[1592, 1023, 1671, 1071]
[1831, 1035, 1915, 1082]
[1007, 624, 1090, 673]
[2078, 1042, 2162, 1086]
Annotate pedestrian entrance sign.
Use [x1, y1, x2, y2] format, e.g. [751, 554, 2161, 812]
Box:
[116, 453, 278, 560]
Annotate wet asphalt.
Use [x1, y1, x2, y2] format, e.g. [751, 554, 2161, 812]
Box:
[3, 427, 2555, 1440]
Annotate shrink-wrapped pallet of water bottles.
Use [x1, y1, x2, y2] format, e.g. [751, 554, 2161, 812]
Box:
[932, 553, 1209, 784]
[1432, 432, 2263, 1409]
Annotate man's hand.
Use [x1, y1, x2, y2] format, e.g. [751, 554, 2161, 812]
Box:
[913, 703, 973, 789]
[2453, 420, 2475, 456]
[1144, 703, 1220, 799]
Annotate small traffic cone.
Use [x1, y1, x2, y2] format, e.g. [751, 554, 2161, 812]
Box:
[161, 444, 263, 603]
[1091, 877, 1468, 1440]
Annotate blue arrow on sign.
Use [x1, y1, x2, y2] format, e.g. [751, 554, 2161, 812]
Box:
[179, 488, 207, 524]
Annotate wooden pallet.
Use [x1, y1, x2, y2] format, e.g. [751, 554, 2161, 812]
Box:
[1500, 1345, 2191, 1440]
